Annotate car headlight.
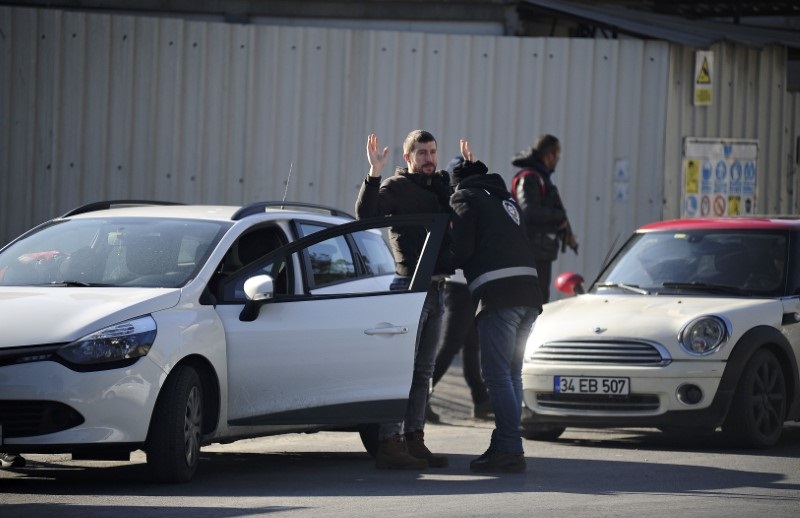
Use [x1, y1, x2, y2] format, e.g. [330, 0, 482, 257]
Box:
[57, 316, 157, 369]
[678, 316, 729, 355]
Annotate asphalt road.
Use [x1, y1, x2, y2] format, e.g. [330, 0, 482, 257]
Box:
[1, 360, 799, 517]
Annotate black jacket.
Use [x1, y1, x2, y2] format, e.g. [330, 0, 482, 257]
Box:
[449, 168, 543, 315]
[355, 167, 453, 277]
[511, 148, 570, 261]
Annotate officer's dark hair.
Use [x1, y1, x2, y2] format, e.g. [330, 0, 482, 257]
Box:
[403, 129, 437, 155]
[533, 134, 560, 157]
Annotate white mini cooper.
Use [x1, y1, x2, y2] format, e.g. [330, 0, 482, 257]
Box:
[0, 200, 447, 481]
[522, 217, 800, 448]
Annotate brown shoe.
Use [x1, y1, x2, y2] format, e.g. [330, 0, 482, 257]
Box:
[375, 434, 428, 470]
[405, 430, 448, 468]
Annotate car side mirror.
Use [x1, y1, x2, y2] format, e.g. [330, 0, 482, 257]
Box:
[555, 272, 585, 296]
[239, 275, 275, 322]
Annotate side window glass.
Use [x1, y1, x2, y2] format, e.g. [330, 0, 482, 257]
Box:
[308, 235, 356, 287]
[353, 230, 395, 275]
[212, 226, 289, 302]
[221, 253, 292, 303]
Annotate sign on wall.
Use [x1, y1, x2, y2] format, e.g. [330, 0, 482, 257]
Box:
[682, 137, 758, 218]
[694, 51, 713, 106]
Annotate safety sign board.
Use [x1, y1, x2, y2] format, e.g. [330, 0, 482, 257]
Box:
[694, 51, 713, 106]
[682, 137, 758, 218]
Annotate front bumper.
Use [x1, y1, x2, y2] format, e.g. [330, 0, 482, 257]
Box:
[0, 357, 164, 450]
[521, 360, 732, 430]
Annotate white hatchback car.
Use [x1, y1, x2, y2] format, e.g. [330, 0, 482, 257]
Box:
[0, 200, 447, 481]
[522, 217, 800, 448]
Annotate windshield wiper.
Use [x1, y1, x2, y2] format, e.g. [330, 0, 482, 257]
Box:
[595, 282, 649, 295]
[49, 281, 115, 287]
[661, 282, 748, 295]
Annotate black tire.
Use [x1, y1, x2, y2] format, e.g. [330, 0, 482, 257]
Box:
[146, 366, 203, 482]
[522, 425, 566, 441]
[358, 423, 380, 457]
[723, 349, 786, 448]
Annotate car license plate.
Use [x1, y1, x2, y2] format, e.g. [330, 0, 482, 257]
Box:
[554, 376, 630, 395]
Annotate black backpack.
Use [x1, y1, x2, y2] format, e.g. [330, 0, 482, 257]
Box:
[510, 169, 546, 202]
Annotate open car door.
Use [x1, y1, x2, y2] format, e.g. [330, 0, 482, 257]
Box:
[217, 214, 448, 428]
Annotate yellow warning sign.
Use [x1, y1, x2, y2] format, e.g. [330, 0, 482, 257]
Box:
[696, 57, 711, 84]
[685, 159, 699, 194]
[728, 195, 741, 216]
[693, 51, 713, 106]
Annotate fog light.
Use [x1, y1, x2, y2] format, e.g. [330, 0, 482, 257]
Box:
[677, 384, 703, 405]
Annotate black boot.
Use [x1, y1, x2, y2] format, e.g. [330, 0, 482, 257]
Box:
[375, 435, 428, 470]
[405, 431, 448, 468]
[469, 447, 526, 473]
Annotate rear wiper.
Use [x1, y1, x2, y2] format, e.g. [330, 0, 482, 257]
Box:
[661, 282, 748, 295]
[595, 282, 649, 295]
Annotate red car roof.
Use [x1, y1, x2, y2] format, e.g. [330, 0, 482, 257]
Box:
[639, 216, 800, 232]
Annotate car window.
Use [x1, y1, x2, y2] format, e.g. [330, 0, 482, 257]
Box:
[597, 230, 788, 296]
[208, 226, 289, 300]
[217, 214, 447, 304]
[0, 218, 227, 287]
[306, 236, 356, 287]
[297, 221, 361, 288]
[298, 221, 394, 280]
[352, 230, 396, 275]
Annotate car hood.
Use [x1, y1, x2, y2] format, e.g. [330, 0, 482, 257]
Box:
[533, 294, 781, 349]
[0, 287, 181, 347]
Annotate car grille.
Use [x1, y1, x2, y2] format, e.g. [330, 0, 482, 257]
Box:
[0, 400, 84, 438]
[536, 393, 660, 412]
[530, 340, 671, 366]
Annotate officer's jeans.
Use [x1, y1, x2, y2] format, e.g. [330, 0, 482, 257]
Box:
[379, 279, 445, 440]
[475, 305, 538, 453]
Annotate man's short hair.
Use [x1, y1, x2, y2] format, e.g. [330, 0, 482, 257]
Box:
[403, 129, 437, 155]
[533, 134, 560, 156]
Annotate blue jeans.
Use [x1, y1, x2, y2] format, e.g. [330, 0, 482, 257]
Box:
[476, 306, 538, 453]
[379, 278, 445, 440]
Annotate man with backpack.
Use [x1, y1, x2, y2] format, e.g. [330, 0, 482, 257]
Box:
[511, 134, 578, 303]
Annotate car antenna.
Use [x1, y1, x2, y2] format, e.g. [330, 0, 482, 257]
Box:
[600, 233, 621, 269]
[281, 162, 293, 209]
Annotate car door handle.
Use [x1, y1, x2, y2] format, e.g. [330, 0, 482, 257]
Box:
[364, 325, 409, 335]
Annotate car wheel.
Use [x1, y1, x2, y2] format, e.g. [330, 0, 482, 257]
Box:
[723, 349, 786, 448]
[146, 366, 203, 482]
[522, 425, 566, 441]
[358, 423, 380, 457]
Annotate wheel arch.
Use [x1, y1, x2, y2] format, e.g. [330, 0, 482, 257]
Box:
[721, 325, 800, 420]
[152, 355, 221, 441]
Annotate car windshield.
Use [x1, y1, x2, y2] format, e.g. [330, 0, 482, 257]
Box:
[0, 217, 228, 288]
[595, 229, 788, 297]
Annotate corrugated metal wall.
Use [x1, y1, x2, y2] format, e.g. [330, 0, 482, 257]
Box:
[2, 5, 794, 291]
[664, 42, 795, 218]
[789, 90, 800, 212]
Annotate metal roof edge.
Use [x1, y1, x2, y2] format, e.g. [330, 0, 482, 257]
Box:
[522, 0, 800, 49]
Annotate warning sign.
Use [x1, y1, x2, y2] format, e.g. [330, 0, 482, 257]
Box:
[728, 195, 741, 215]
[682, 138, 758, 219]
[694, 51, 713, 106]
[700, 195, 710, 216]
[696, 57, 711, 84]
[685, 159, 699, 194]
[713, 195, 726, 216]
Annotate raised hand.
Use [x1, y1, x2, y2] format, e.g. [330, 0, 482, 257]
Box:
[460, 139, 475, 162]
[366, 134, 389, 177]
